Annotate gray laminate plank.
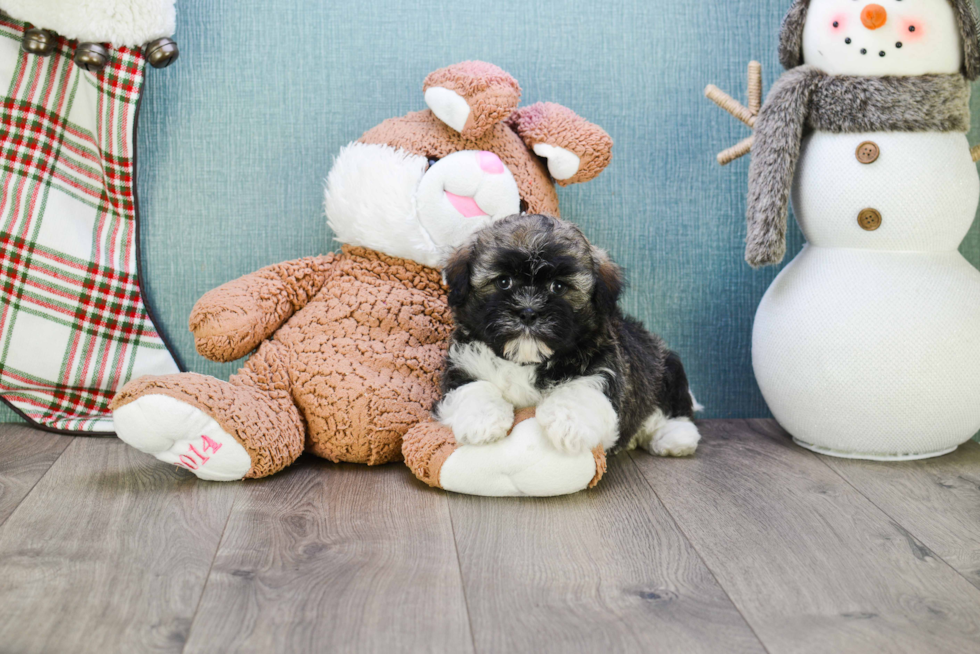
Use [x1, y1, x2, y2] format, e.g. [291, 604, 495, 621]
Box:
[819, 440, 980, 591]
[0, 437, 239, 654]
[631, 419, 980, 654]
[0, 424, 72, 526]
[184, 458, 474, 654]
[447, 455, 767, 654]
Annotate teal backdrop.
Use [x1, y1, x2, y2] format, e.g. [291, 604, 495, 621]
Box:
[4, 0, 980, 424]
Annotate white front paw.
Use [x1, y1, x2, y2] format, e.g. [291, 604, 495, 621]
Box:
[453, 403, 514, 445]
[437, 381, 515, 446]
[537, 402, 603, 454]
[537, 378, 618, 454]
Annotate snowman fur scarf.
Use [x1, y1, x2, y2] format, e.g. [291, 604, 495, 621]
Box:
[0, 0, 175, 47]
[746, 0, 980, 268]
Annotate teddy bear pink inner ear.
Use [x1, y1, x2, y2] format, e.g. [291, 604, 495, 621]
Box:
[424, 86, 471, 133]
[532, 143, 581, 181]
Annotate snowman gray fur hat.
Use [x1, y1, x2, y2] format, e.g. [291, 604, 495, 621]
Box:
[778, 0, 980, 79]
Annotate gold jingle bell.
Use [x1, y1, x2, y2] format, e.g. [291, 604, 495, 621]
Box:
[75, 42, 110, 72]
[144, 37, 179, 69]
[22, 28, 58, 56]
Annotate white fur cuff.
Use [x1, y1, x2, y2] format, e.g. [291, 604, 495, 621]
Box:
[1, 0, 176, 47]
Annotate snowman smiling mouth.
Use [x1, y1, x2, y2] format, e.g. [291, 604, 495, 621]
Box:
[844, 39, 903, 58]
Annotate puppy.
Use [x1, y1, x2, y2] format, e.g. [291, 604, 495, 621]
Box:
[435, 213, 701, 457]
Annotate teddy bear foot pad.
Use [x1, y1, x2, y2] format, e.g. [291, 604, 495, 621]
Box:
[403, 409, 607, 497]
[113, 395, 252, 481]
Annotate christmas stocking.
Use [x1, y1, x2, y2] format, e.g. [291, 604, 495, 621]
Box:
[0, 2, 181, 433]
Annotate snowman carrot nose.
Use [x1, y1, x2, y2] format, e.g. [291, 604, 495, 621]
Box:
[861, 4, 888, 30]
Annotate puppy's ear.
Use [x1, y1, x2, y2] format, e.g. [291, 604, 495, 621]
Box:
[443, 245, 473, 308]
[591, 248, 623, 315]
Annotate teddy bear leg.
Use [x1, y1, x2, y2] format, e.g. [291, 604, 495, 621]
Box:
[402, 422, 459, 489]
[112, 341, 306, 480]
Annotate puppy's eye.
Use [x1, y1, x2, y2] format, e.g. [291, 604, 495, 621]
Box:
[495, 277, 514, 291]
[549, 281, 567, 296]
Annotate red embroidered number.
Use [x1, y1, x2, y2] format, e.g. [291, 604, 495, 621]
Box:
[174, 435, 223, 471]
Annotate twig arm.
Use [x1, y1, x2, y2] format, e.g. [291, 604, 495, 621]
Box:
[718, 135, 754, 166]
[705, 85, 756, 128]
[705, 61, 764, 165]
[747, 61, 763, 114]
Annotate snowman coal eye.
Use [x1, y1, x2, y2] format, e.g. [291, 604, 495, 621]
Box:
[830, 14, 847, 32]
[902, 18, 925, 42]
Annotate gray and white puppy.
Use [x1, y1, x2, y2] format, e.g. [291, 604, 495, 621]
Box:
[436, 213, 700, 457]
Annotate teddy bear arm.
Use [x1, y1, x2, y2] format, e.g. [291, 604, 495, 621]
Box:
[189, 254, 338, 362]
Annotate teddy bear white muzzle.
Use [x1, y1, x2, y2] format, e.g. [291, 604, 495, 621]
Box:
[416, 150, 521, 252]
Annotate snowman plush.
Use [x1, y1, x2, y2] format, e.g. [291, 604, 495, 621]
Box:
[719, 0, 980, 459]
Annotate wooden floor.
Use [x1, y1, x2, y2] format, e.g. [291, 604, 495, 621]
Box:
[1, 421, 979, 653]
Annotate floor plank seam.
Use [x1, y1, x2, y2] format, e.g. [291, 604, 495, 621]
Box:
[809, 450, 980, 597]
[0, 435, 75, 532]
[180, 487, 240, 654]
[444, 493, 479, 654]
[625, 450, 774, 654]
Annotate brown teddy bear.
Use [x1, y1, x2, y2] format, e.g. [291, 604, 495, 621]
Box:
[110, 61, 613, 481]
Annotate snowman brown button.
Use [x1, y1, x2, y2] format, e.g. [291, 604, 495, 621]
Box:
[858, 208, 882, 231]
[856, 141, 880, 164]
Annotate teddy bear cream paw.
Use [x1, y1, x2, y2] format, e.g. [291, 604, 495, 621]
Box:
[113, 394, 253, 481]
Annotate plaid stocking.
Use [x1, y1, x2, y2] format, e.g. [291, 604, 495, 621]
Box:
[0, 17, 180, 433]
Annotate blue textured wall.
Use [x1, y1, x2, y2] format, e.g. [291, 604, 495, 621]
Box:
[3, 0, 980, 424]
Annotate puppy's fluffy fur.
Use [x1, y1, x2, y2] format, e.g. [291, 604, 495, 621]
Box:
[435, 214, 700, 457]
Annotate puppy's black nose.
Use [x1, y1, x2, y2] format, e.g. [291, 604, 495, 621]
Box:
[519, 308, 538, 325]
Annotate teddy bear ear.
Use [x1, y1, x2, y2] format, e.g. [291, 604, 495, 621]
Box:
[508, 102, 613, 186]
[423, 61, 522, 139]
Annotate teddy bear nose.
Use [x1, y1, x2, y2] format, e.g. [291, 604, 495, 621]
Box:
[478, 151, 505, 174]
[861, 4, 887, 30]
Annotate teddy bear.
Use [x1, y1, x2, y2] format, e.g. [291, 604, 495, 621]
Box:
[110, 61, 613, 481]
